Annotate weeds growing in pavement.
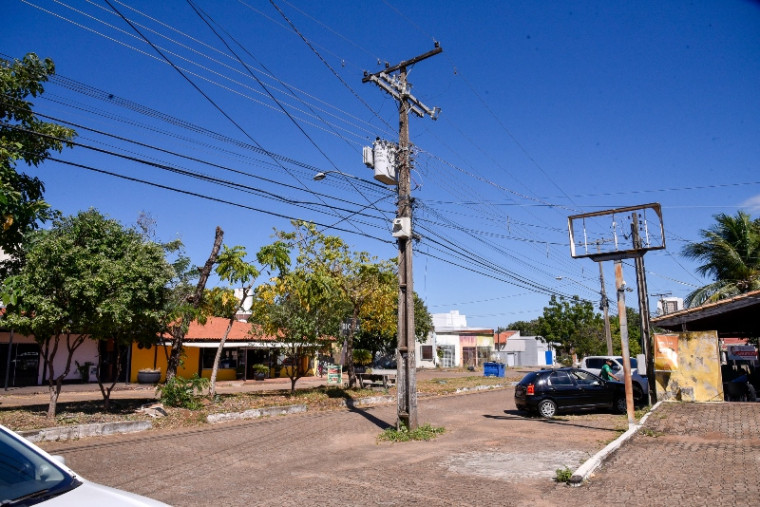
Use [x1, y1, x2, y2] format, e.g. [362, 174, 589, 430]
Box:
[377, 424, 445, 443]
[554, 466, 573, 483]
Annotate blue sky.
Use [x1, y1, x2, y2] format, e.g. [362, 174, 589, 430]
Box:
[3, 0, 759, 328]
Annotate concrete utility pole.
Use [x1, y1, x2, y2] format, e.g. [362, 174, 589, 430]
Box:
[614, 260, 636, 427]
[363, 45, 441, 430]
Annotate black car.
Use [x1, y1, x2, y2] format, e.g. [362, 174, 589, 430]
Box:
[514, 367, 627, 418]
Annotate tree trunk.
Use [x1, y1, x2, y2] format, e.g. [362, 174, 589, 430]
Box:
[166, 227, 224, 380]
[97, 343, 122, 412]
[209, 319, 234, 398]
[346, 308, 359, 388]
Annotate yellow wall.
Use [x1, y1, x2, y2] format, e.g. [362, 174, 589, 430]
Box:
[654, 331, 723, 402]
[130, 343, 200, 382]
[201, 368, 237, 381]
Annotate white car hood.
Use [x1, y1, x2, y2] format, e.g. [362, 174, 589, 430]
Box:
[40, 479, 168, 506]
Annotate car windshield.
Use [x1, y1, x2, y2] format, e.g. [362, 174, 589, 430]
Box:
[0, 429, 78, 504]
[612, 357, 638, 369]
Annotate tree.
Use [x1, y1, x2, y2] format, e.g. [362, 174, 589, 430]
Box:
[163, 227, 224, 381]
[534, 295, 604, 359]
[1, 53, 76, 275]
[336, 252, 395, 388]
[207, 242, 288, 397]
[501, 320, 540, 337]
[251, 221, 345, 393]
[0, 210, 174, 416]
[682, 211, 760, 307]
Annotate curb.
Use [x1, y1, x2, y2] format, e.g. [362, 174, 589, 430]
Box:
[207, 404, 307, 423]
[18, 420, 153, 443]
[569, 401, 662, 486]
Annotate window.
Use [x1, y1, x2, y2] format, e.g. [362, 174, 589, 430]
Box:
[585, 358, 604, 369]
[548, 371, 573, 386]
[571, 370, 601, 385]
[421, 345, 434, 361]
[201, 348, 238, 369]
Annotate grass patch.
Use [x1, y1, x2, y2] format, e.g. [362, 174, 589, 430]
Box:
[639, 428, 664, 438]
[377, 423, 445, 443]
[554, 466, 573, 483]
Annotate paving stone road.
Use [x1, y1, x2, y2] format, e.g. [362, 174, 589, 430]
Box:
[34, 389, 759, 506]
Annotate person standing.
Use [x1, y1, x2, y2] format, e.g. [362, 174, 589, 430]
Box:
[601, 358, 620, 381]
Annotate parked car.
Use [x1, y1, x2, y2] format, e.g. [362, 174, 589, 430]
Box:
[578, 355, 648, 403]
[0, 424, 168, 506]
[514, 367, 627, 418]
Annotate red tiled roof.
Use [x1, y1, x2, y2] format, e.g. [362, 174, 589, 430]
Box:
[494, 330, 518, 345]
[184, 316, 277, 342]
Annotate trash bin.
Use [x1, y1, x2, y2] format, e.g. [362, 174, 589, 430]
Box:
[483, 362, 505, 377]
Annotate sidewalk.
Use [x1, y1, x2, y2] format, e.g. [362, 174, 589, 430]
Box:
[0, 375, 333, 407]
[0, 368, 489, 407]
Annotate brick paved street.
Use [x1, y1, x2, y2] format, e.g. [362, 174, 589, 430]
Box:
[542, 402, 760, 506]
[15, 382, 760, 506]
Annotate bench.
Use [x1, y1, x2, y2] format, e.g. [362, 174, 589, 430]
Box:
[356, 372, 396, 389]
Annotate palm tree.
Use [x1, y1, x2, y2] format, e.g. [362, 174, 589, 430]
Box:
[682, 211, 760, 307]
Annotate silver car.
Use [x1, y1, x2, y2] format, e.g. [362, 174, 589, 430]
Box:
[0, 424, 168, 506]
[579, 355, 649, 403]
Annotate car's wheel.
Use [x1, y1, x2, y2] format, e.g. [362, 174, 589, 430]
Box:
[537, 399, 557, 418]
[633, 384, 645, 404]
[614, 396, 627, 413]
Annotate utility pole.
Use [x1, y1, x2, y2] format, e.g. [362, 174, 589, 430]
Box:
[631, 212, 656, 404]
[363, 45, 441, 430]
[596, 243, 613, 355]
[614, 260, 636, 427]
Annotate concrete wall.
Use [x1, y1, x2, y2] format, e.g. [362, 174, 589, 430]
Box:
[654, 331, 723, 402]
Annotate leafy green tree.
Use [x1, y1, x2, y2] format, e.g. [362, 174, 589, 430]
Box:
[0, 210, 174, 416]
[501, 320, 540, 337]
[251, 221, 345, 393]
[534, 295, 605, 358]
[207, 242, 288, 397]
[681, 211, 760, 307]
[1, 53, 76, 275]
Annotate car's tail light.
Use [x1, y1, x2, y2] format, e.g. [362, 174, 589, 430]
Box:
[526, 383, 534, 395]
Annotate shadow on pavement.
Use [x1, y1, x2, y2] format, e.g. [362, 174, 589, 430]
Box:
[481, 410, 625, 432]
[347, 406, 394, 431]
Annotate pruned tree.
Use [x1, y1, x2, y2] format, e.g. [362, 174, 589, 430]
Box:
[164, 227, 223, 381]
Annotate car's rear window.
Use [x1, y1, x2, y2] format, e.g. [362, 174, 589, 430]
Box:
[518, 371, 542, 386]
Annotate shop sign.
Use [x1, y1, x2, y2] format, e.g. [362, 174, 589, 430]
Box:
[327, 364, 342, 385]
[726, 345, 758, 361]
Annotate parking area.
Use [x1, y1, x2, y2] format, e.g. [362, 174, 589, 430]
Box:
[7, 372, 759, 506]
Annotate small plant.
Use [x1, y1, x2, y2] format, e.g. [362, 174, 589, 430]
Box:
[377, 424, 445, 443]
[252, 364, 269, 374]
[640, 428, 664, 438]
[156, 374, 209, 409]
[353, 349, 372, 366]
[554, 466, 573, 483]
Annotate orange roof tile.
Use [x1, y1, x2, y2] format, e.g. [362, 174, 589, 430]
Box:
[184, 316, 277, 342]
